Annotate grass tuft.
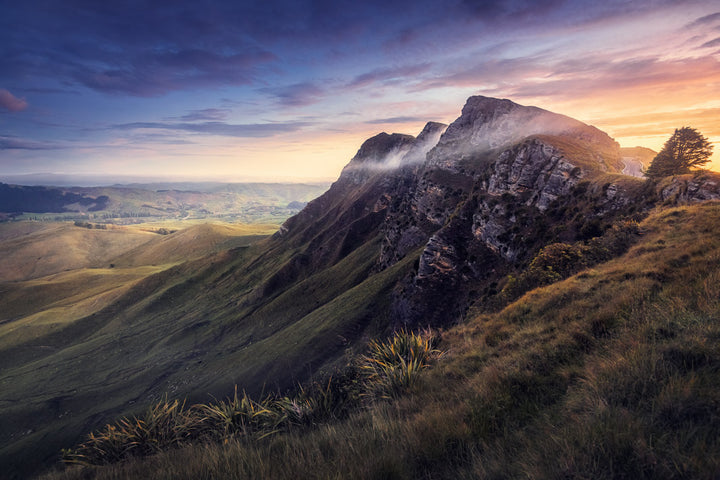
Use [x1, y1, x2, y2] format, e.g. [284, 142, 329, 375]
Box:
[58, 329, 443, 468]
[359, 329, 441, 400]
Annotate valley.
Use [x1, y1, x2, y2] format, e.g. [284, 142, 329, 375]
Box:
[0, 182, 331, 224]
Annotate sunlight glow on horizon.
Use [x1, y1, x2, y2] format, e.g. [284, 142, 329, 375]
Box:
[2, 0, 719, 180]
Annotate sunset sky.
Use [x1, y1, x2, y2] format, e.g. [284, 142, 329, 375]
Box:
[1, 0, 719, 182]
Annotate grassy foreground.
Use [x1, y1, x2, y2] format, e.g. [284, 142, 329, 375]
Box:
[39, 201, 720, 479]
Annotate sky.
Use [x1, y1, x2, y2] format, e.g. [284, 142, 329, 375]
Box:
[1, 0, 719, 182]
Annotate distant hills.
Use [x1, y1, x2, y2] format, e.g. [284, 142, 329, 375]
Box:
[0, 182, 331, 224]
[2, 96, 719, 479]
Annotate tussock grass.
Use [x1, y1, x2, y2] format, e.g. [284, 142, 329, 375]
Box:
[57, 330, 442, 470]
[359, 329, 441, 399]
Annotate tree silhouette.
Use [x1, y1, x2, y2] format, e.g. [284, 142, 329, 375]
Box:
[645, 127, 713, 179]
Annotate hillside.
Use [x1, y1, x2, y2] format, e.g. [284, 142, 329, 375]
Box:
[3, 95, 720, 479]
[41, 201, 720, 479]
[0, 222, 155, 282]
[108, 223, 277, 268]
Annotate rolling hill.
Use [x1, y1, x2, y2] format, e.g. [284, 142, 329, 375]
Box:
[0, 182, 330, 224]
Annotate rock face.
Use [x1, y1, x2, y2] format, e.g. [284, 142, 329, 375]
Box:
[661, 173, 720, 203]
[487, 139, 583, 210]
[274, 95, 646, 326]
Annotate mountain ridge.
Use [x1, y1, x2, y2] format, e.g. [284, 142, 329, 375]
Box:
[3, 95, 720, 479]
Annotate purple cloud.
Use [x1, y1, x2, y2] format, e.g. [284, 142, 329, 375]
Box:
[686, 12, 720, 28]
[262, 83, 325, 107]
[701, 37, 720, 48]
[113, 120, 314, 138]
[0, 136, 63, 150]
[70, 49, 276, 96]
[172, 108, 231, 122]
[0, 89, 28, 112]
[348, 64, 432, 88]
[365, 116, 425, 124]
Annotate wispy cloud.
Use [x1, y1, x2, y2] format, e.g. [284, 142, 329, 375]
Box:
[365, 116, 425, 124]
[0, 89, 28, 112]
[169, 108, 231, 122]
[686, 12, 720, 28]
[700, 37, 720, 48]
[261, 82, 325, 107]
[0, 136, 64, 150]
[348, 64, 431, 88]
[71, 49, 276, 96]
[113, 120, 314, 138]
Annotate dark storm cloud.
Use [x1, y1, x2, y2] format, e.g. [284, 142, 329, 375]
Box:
[113, 121, 314, 138]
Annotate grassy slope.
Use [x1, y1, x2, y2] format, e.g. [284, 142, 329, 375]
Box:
[44, 201, 720, 479]
[0, 221, 290, 479]
[108, 223, 277, 267]
[0, 222, 274, 348]
[0, 223, 155, 282]
[0, 218, 415, 479]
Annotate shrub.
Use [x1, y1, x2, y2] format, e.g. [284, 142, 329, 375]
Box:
[501, 219, 641, 301]
[61, 331, 443, 467]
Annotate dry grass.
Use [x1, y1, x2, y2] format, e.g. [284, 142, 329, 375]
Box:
[54, 330, 442, 471]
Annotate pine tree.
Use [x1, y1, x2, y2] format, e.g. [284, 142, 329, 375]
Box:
[645, 127, 713, 179]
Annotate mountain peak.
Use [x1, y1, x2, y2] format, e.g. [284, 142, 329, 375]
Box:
[428, 95, 618, 169]
[339, 123, 447, 183]
[351, 132, 416, 165]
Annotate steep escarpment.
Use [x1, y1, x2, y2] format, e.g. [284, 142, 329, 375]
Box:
[364, 96, 633, 325]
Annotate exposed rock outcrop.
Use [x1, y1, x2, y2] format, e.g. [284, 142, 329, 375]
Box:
[660, 172, 720, 203]
[271, 95, 647, 326]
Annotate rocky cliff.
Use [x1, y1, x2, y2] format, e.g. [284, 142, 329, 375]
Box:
[271, 96, 647, 326]
[259, 95, 718, 326]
